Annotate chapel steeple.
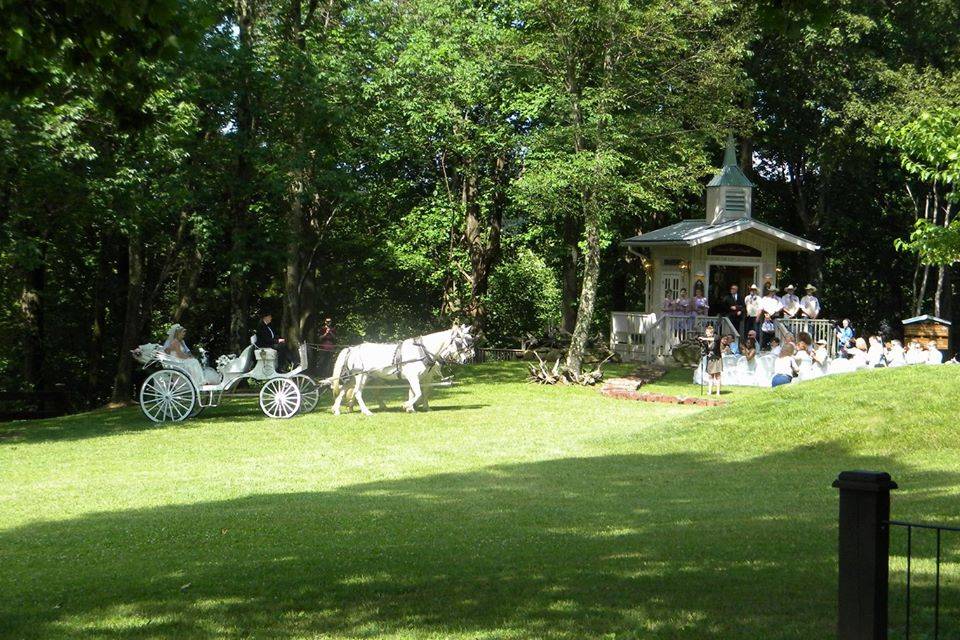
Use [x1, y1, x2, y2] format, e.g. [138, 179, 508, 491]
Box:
[705, 134, 754, 224]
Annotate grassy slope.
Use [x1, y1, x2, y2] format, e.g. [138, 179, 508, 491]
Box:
[0, 363, 957, 639]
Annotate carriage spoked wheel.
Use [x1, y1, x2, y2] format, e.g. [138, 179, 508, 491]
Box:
[290, 375, 321, 414]
[139, 370, 197, 423]
[258, 378, 302, 419]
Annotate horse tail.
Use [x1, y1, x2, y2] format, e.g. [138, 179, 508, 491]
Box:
[330, 348, 350, 396]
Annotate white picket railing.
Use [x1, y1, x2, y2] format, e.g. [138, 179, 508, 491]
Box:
[610, 312, 658, 362]
[775, 318, 837, 355]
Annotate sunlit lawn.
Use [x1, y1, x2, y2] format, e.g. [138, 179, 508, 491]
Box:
[1, 362, 958, 639]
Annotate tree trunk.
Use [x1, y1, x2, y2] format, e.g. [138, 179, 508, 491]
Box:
[561, 215, 580, 333]
[229, 0, 256, 353]
[463, 155, 506, 336]
[20, 258, 45, 392]
[566, 207, 601, 372]
[111, 230, 144, 403]
[173, 247, 203, 323]
[87, 242, 109, 396]
[284, 175, 305, 347]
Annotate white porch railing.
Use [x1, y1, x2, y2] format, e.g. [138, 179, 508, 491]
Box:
[610, 312, 657, 362]
[611, 312, 738, 363]
[775, 318, 837, 356]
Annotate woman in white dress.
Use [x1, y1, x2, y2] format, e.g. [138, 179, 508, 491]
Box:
[163, 324, 206, 387]
[795, 338, 814, 380]
[848, 337, 869, 369]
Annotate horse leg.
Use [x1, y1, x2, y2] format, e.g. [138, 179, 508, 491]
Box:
[419, 369, 432, 410]
[332, 385, 346, 415]
[403, 372, 422, 413]
[354, 374, 374, 416]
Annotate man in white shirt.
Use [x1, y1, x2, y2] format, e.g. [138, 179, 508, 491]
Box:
[759, 288, 783, 319]
[780, 285, 801, 319]
[744, 283, 762, 339]
[800, 284, 821, 319]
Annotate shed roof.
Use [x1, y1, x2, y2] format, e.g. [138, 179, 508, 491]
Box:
[622, 217, 819, 252]
[902, 314, 952, 326]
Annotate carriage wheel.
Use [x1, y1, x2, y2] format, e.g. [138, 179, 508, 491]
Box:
[293, 375, 320, 414]
[139, 370, 197, 423]
[259, 378, 302, 419]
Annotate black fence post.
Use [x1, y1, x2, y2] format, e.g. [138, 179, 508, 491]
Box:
[833, 470, 898, 640]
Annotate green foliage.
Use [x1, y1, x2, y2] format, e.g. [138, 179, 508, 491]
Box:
[485, 249, 561, 346]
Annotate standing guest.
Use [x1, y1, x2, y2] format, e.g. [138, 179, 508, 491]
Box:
[693, 285, 709, 316]
[759, 312, 777, 351]
[800, 285, 821, 319]
[772, 343, 798, 387]
[744, 284, 762, 338]
[698, 324, 724, 396]
[317, 317, 337, 375]
[759, 287, 783, 321]
[835, 319, 854, 353]
[780, 285, 801, 319]
[886, 340, 906, 367]
[722, 284, 745, 334]
[866, 336, 885, 367]
[256, 312, 290, 372]
[926, 340, 944, 365]
[675, 288, 691, 314]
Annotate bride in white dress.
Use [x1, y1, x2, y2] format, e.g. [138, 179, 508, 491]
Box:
[163, 324, 206, 387]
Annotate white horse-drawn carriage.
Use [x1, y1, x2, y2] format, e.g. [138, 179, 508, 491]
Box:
[132, 338, 320, 422]
[132, 323, 475, 422]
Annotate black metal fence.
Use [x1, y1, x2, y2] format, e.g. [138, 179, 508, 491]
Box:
[834, 471, 959, 640]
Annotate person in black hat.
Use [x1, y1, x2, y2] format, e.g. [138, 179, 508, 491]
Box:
[255, 311, 291, 372]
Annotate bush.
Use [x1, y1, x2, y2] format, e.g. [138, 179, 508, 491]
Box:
[485, 250, 561, 347]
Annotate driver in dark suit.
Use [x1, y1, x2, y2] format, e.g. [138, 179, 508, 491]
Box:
[256, 312, 290, 372]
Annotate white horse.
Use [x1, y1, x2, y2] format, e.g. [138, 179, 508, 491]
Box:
[330, 325, 474, 415]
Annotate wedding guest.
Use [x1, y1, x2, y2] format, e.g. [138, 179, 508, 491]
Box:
[760, 286, 783, 319]
[886, 340, 906, 367]
[800, 285, 821, 319]
[866, 336, 885, 367]
[316, 317, 337, 375]
[849, 337, 869, 368]
[795, 338, 813, 377]
[780, 285, 801, 319]
[905, 341, 926, 365]
[742, 335, 758, 362]
[698, 324, 723, 396]
[722, 284, 745, 333]
[772, 343, 798, 387]
[812, 338, 830, 376]
[693, 285, 709, 316]
[926, 340, 944, 365]
[769, 337, 782, 356]
[835, 319, 854, 353]
[675, 288, 691, 314]
[744, 284, 762, 337]
[760, 312, 777, 351]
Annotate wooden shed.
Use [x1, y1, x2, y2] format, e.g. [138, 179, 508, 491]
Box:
[902, 314, 951, 350]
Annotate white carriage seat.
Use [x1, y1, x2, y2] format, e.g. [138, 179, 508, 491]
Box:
[254, 347, 278, 362]
[222, 345, 258, 375]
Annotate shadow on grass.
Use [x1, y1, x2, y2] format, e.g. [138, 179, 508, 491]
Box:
[2, 443, 957, 639]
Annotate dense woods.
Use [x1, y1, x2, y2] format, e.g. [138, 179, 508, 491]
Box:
[1, 0, 959, 405]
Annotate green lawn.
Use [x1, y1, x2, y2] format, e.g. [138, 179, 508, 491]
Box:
[1, 363, 958, 639]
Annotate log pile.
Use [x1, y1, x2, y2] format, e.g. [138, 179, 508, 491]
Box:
[527, 352, 608, 386]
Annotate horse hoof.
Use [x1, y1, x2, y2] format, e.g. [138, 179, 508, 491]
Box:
[362, 410, 374, 417]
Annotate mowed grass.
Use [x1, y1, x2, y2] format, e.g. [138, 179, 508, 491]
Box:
[1, 362, 959, 639]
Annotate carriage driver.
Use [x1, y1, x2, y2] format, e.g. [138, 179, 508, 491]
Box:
[256, 312, 291, 372]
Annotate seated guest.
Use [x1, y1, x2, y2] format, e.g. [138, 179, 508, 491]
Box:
[760, 312, 777, 351]
[780, 285, 801, 319]
[849, 337, 869, 368]
[723, 334, 739, 355]
[772, 343, 798, 387]
[795, 339, 813, 378]
[256, 311, 291, 372]
[866, 336, 886, 367]
[926, 340, 944, 365]
[905, 341, 926, 365]
[769, 337, 782, 356]
[742, 336, 758, 362]
[797, 331, 813, 349]
[886, 340, 906, 367]
[812, 338, 830, 376]
[163, 323, 206, 386]
[835, 319, 854, 353]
